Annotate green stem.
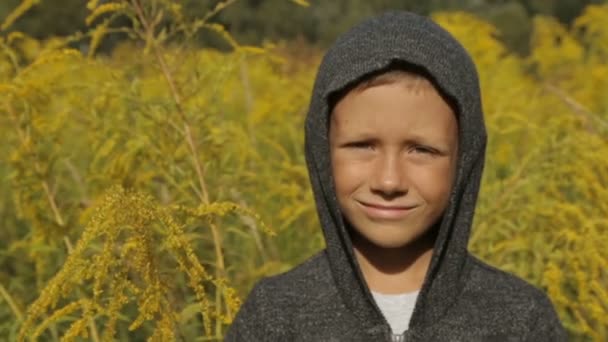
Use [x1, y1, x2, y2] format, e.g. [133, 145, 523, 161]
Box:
[0, 282, 24, 322]
[131, 0, 228, 336]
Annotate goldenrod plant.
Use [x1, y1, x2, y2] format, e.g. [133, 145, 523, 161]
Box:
[0, 0, 606, 340]
[435, 8, 608, 340]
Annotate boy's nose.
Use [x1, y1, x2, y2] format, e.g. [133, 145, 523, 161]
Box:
[369, 153, 408, 198]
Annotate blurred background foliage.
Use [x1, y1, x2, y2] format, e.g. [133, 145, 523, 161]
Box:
[2, 0, 608, 54]
[1, 0, 607, 341]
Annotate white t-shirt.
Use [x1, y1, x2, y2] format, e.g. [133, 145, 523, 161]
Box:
[371, 290, 420, 335]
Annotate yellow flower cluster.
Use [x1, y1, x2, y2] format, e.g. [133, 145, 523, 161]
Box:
[16, 186, 247, 340]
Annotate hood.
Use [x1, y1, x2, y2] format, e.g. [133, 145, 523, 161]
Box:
[304, 11, 487, 334]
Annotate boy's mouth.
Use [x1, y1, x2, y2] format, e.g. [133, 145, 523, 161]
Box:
[356, 200, 417, 220]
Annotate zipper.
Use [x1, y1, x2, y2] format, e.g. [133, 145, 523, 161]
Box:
[392, 333, 407, 342]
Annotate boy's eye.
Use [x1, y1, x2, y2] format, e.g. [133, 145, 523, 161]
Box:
[411, 145, 437, 155]
[345, 141, 374, 149]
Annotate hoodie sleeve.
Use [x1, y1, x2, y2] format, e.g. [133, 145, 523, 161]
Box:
[525, 294, 568, 342]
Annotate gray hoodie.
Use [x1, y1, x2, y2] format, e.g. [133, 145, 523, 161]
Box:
[226, 11, 566, 342]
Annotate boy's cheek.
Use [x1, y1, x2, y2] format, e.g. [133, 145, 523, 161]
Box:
[331, 153, 367, 181]
[332, 169, 362, 196]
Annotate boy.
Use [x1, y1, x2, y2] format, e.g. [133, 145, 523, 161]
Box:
[226, 11, 565, 341]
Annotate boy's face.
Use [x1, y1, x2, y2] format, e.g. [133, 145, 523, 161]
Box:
[329, 80, 458, 249]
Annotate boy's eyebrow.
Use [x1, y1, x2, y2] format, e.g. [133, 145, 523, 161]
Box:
[335, 132, 453, 147]
[335, 123, 448, 140]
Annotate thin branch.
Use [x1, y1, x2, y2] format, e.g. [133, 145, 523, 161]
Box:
[201, 0, 238, 24]
[543, 83, 608, 131]
[230, 189, 268, 263]
[0, 282, 24, 322]
[63, 159, 91, 207]
[42, 181, 65, 227]
[131, 0, 209, 204]
[130, 0, 227, 336]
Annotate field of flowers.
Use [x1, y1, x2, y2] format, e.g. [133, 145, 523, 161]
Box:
[1, 1, 607, 341]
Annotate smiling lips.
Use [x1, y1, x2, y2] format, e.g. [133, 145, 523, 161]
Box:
[357, 200, 417, 220]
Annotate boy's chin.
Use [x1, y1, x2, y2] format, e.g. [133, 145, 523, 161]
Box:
[368, 232, 428, 250]
[346, 220, 439, 251]
[349, 226, 424, 250]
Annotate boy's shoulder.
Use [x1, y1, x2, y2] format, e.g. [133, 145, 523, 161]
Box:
[250, 250, 339, 307]
[464, 254, 552, 304]
[241, 249, 341, 313]
[435, 254, 566, 340]
[226, 250, 350, 341]
[265, 249, 333, 285]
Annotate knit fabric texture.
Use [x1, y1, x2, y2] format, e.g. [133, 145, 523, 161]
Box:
[225, 11, 566, 341]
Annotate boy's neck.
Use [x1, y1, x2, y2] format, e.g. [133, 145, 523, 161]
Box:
[352, 231, 435, 295]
